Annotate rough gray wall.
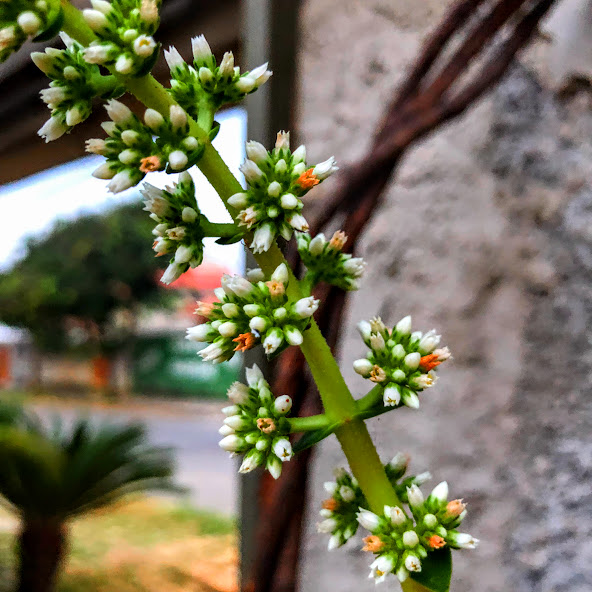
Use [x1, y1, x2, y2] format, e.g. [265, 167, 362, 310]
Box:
[296, 2, 592, 591]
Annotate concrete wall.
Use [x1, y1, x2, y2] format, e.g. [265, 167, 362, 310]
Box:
[297, 2, 592, 591]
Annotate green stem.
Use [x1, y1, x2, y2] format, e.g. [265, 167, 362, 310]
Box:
[201, 221, 240, 238]
[59, 0, 406, 537]
[289, 414, 331, 433]
[356, 384, 384, 413]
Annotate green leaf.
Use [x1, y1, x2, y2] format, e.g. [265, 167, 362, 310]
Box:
[215, 234, 243, 245]
[293, 422, 340, 453]
[409, 548, 452, 592]
[209, 121, 221, 141]
[34, 8, 64, 42]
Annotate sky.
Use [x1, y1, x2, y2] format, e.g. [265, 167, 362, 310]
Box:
[0, 108, 247, 274]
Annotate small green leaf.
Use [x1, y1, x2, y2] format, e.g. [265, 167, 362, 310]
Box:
[209, 121, 221, 141]
[33, 8, 64, 42]
[409, 548, 452, 592]
[215, 234, 243, 245]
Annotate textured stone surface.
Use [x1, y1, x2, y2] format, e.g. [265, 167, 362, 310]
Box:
[296, 1, 592, 591]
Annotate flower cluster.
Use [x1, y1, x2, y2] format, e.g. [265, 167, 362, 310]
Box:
[317, 468, 365, 550]
[82, 0, 160, 76]
[357, 481, 478, 584]
[317, 454, 431, 551]
[0, 0, 63, 63]
[33, 33, 125, 142]
[297, 231, 366, 291]
[354, 316, 451, 409]
[140, 172, 207, 284]
[164, 35, 272, 118]
[87, 100, 204, 193]
[218, 364, 293, 479]
[229, 131, 338, 253]
[186, 263, 319, 363]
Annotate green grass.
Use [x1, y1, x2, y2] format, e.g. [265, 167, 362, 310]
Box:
[0, 496, 236, 592]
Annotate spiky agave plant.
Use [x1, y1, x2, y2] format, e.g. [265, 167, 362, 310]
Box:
[0, 403, 178, 592]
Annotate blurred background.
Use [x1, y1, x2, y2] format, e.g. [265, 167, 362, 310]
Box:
[1, 1, 592, 592]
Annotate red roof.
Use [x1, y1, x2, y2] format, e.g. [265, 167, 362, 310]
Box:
[158, 262, 231, 292]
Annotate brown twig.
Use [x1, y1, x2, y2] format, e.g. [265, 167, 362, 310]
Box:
[243, 1, 557, 591]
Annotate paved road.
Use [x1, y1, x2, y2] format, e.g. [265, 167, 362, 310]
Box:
[31, 399, 237, 516]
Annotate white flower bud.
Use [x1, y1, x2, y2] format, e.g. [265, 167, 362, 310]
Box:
[92, 162, 115, 180]
[160, 262, 182, 285]
[222, 405, 239, 416]
[16, 11, 40, 35]
[271, 263, 289, 284]
[107, 170, 136, 194]
[174, 245, 193, 264]
[385, 505, 407, 526]
[266, 455, 282, 479]
[395, 315, 412, 335]
[404, 555, 421, 573]
[168, 150, 188, 171]
[228, 192, 248, 209]
[240, 159, 264, 184]
[339, 486, 355, 502]
[85, 138, 107, 155]
[169, 104, 188, 130]
[118, 149, 138, 165]
[357, 320, 372, 341]
[274, 395, 292, 415]
[327, 534, 341, 551]
[404, 352, 421, 371]
[423, 514, 438, 529]
[419, 330, 441, 354]
[284, 326, 303, 346]
[317, 518, 338, 533]
[323, 481, 338, 494]
[275, 130, 290, 151]
[106, 100, 133, 124]
[186, 323, 211, 342]
[383, 385, 401, 406]
[218, 424, 234, 437]
[218, 434, 245, 452]
[251, 224, 274, 254]
[198, 66, 214, 85]
[62, 105, 82, 128]
[308, 234, 326, 256]
[263, 329, 284, 355]
[221, 303, 239, 318]
[403, 530, 419, 547]
[249, 316, 268, 333]
[37, 117, 68, 143]
[250, 62, 272, 86]
[292, 145, 306, 163]
[343, 257, 365, 277]
[357, 508, 380, 532]
[243, 303, 262, 317]
[293, 296, 319, 318]
[275, 159, 287, 174]
[245, 364, 264, 388]
[312, 156, 338, 180]
[31, 52, 55, 74]
[280, 193, 298, 210]
[191, 34, 212, 62]
[239, 451, 262, 474]
[273, 438, 293, 462]
[115, 54, 134, 75]
[83, 44, 112, 64]
[430, 481, 449, 504]
[353, 358, 373, 377]
[245, 140, 268, 164]
[83, 8, 109, 31]
[407, 484, 424, 508]
[402, 390, 420, 409]
[144, 108, 164, 131]
[218, 51, 235, 77]
[235, 75, 256, 93]
[218, 321, 238, 338]
[370, 333, 386, 352]
[449, 532, 479, 549]
[91, 0, 112, 14]
[288, 212, 309, 231]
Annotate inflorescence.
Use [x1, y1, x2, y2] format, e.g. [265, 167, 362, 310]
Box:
[186, 263, 319, 363]
[141, 172, 207, 284]
[229, 131, 338, 254]
[297, 231, 366, 291]
[87, 100, 204, 193]
[218, 364, 293, 479]
[1, 0, 63, 63]
[354, 316, 451, 409]
[33, 33, 125, 142]
[165, 35, 272, 118]
[82, 0, 161, 76]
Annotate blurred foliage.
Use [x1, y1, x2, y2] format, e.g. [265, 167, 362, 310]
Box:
[0, 201, 170, 353]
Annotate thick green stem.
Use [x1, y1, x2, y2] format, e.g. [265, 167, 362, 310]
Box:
[289, 414, 331, 433]
[201, 221, 239, 238]
[59, 0, 406, 552]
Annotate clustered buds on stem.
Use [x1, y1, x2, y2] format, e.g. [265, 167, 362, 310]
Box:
[354, 315, 451, 410]
[82, 0, 161, 76]
[357, 479, 478, 584]
[297, 230, 366, 291]
[317, 455, 432, 551]
[1, 0, 63, 63]
[33, 33, 125, 142]
[218, 364, 293, 479]
[165, 34, 272, 117]
[87, 100, 204, 193]
[229, 131, 338, 253]
[141, 172, 206, 284]
[186, 263, 319, 363]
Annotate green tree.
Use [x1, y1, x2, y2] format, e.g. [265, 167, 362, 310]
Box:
[0, 200, 167, 354]
[0, 401, 178, 592]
